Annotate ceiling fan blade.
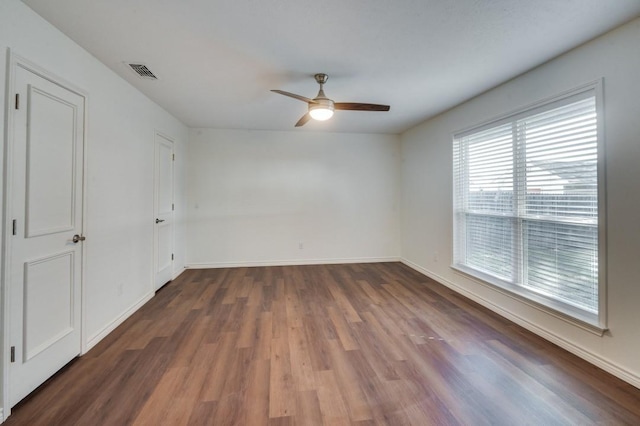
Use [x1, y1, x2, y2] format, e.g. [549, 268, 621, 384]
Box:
[271, 90, 316, 104]
[295, 113, 312, 127]
[334, 103, 390, 112]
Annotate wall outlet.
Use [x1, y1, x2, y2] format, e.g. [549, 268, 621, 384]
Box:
[433, 251, 439, 263]
[117, 283, 124, 296]
[299, 242, 304, 250]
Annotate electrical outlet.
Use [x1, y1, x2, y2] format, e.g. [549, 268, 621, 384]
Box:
[299, 242, 304, 250]
[117, 284, 124, 296]
[433, 251, 439, 263]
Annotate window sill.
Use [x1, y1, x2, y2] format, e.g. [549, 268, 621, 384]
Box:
[450, 264, 607, 336]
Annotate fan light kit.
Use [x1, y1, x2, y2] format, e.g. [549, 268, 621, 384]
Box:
[271, 73, 390, 127]
[309, 102, 334, 121]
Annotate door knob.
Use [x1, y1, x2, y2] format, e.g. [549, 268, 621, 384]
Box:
[156, 218, 165, 224]
[72, 234, 86, 243]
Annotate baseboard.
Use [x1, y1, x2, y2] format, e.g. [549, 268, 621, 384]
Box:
[84, 292, 154, 353]
[0, 407, 4, 423]
[187, 256, 401, 269]
[400, 258, 640, 390]
[172, 267, 186, 280]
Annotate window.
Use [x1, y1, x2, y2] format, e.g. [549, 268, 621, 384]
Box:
[452, 83, 604, 329]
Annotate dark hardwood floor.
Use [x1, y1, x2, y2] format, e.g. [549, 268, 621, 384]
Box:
[5, 262, 640, 425]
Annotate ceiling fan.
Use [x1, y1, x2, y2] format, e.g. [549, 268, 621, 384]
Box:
[271, 73, 390, 127]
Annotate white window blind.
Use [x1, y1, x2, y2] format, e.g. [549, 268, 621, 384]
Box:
[453, 86, 602, 326]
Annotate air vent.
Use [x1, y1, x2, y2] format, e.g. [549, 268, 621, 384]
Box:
[127, 63, 158, 80]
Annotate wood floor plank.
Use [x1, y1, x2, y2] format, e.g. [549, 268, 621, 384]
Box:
[287, 325, 316, 391]
[327, 306, 359, 351]
[271, 300, 287, 339]
[256, 311, 273, 361]
[315, 369, 350, 423]
[192, 279, 221, 310]
[325, 272, 362, 324]
[284, 290, 304, 329]
[360, 310, 406, 361]
[131, 367, 188, 426]
[484, 339, 595, 424]
[169, 313, 211, 368]
[247, 280, 264, 307]
[236, 301, 261, 349]
[349, 321, 402, 381]
[302, 314, 333, 372]
[326, 339, 373, 422]
[295, 390, 323, 425]
[212, 346, 257, 426]
[269, 336, 296, 418]
[5, 262, 640, 425]
[356, 279, 385, 305]
[198, 332, 238, 402]
[75, 339, 171, 426]
[186, 401, 217, 426]
[243, 358, 271, 426]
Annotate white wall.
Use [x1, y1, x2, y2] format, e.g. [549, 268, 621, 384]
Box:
[0, 0, 188, 398]
[187, 129, 400, 267]
[400, 18, 640, 386]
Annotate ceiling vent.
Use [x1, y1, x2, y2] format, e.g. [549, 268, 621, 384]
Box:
[127, 63, 158, 80]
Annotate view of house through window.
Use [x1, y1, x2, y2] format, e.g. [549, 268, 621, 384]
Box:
[453, 84, 603, 327]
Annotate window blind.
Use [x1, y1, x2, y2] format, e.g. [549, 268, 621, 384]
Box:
[453, 87, 601, 322]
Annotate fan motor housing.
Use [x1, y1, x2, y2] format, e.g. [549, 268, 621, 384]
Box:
[310, 97, 334, 109]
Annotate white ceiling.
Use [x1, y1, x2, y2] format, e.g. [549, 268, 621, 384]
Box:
[22, 0, 640, 134]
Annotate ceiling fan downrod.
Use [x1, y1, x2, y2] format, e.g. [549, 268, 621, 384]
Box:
[314, 73, 329, 99]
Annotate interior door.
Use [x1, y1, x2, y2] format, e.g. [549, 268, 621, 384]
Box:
[9, 64, 85, 407]
[154, 133, 174, 289]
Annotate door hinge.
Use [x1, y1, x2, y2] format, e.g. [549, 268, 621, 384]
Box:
[12, 219, 17, 236]
[10, 346, 15, 363]
[172, 153, 175, 161]
[171, 253, 174, 261]
[15, 93, 19, 110]
[172, 203, 174, 211]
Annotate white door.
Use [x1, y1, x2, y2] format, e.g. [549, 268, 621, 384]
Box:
[154, 133, 174, 289]
[9, 64, 85, 407]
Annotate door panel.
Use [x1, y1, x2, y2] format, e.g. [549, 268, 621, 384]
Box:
[154, 133, 174, 289]
[158, 141, 173, 215]
[24, 251, 75, 361]
[10, 64, 84, 407]
[26, 86, 77, 236]
[157, 222, 172, 274]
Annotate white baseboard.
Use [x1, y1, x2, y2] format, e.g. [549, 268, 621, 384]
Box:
[400, 258, 640, 390]
[172, 267, 186, 280]
[187, 256, 400, 269]
[84, 292, 154, 353]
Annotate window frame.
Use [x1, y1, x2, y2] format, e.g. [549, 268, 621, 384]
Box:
[451, 80, 607, 333]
